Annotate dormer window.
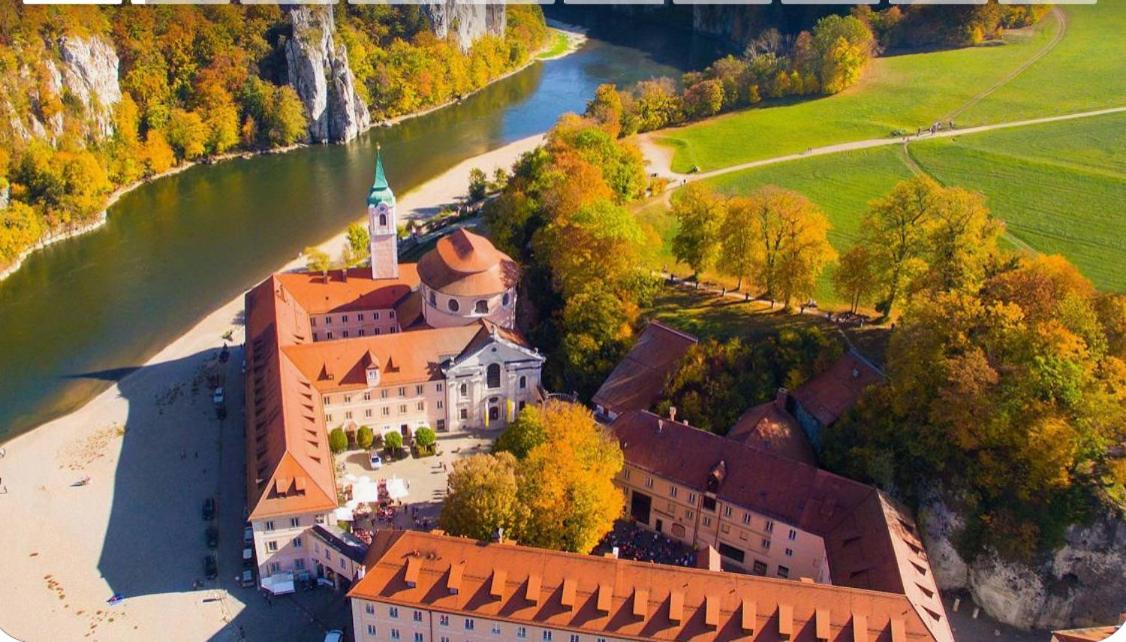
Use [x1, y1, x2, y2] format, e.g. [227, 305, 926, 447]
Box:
[503, 292, 511, 307]
[475, 300, 488, 314]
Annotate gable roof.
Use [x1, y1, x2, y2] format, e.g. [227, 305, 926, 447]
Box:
[349, 530, 942, 642]
[611, 410, 953, 642]
[592, 322, 698, 416]
[274, 265, 419, 316]
[792, 352, 884, 428]
[243, 276, 339, 521]
[728, 396, 816, 466]
[283, 323, 485, 391]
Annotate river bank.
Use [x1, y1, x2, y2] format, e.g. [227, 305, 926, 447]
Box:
[0, 131, 545, 642]
[0, 24, 581, 286]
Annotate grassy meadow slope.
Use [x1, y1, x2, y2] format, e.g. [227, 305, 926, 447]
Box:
[658, 11, 1061, 172]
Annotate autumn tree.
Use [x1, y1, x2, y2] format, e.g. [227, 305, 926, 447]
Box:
[717, 195, 755, 290]
[670, 183, 725, 279]
[682, 79, 724, 119]
[356, 425, 374, 450]
[494, 405, 548, 459]
[833, 245, 876, 313]
[304, 246, 331, 281]
[346, 222, 370, 262]
[811, 15, 874, 95]
[514, 402, 623, 553]
[742, 186, 835, 308]
[166, 108, 208, 161]
[585, 83, 623, 138]
[468, 167, 488, 201]
[440, 452, 523, 541]
[860, 176, 941, 315]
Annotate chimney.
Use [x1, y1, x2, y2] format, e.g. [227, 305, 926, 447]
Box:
[696, 546, 722, 572]
[775, 387, 788, 410]
[669, 406, 677, 422]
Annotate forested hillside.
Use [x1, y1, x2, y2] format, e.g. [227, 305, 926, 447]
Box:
[0, 3, 546, 273]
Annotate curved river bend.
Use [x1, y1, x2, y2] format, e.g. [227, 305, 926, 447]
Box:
[0, 27, 716, 440]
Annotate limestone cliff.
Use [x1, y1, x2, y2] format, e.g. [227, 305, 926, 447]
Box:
[2, 34, 120, 144]
[920, 493, 1126, 631]
[424, 2, 506, 53]
[285, 6, 371, 144]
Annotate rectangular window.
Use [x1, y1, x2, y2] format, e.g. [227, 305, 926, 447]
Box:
[765, 520, 774, 533]
[669, 486, 678, 498]
[382, 407, 390, 416]
[685, 510, 694, 520]
[436, 383, 443, 392]
[266, 541, 277, 552]
[785, 547, 794, 557]
[437, 419, 446, 430]
[417, 401, 424, 411]
[517, 627, 527, 639]
[389, 607, 399, 619]
[373, 312, 380, 320]
[464, 618, 475, 631]
[345, 411, 353, 420]
[322, 396, 331, 406]
[342, 315, 348, 323]
[363, 392, 371, 401]
[542, 632, 552, 641]
[358, 314, 364, 321]
[344, 395, 352, 403]
[762, 538, 771, 550]
[381, 390, 389, 399]
[367, 625, 376, 636]
[623, 469, 630, 480]
[687, 492, 697, 504]
[292, 536, 302, 548]
[437, 400, 444, 409]
[342, 331, 349, 338]
[752, 560, 768, 575]
[439, 615, 449, 627]
[358, 329, 365, 336]
[391, 631, 400, 641]
[703, 517, 712, 527]
[268, 562, 280, 573]
[310, 318, 316, 327]
[325, 414, 333, 422]
[491, 624, 502, 635]
[294, 558, 305, 570]
[723, 505, 733, 518]
[413, 611, 423, 622]
[702, 496, 717, 511]
[788, 528, 797, 541]
[265, 521, 275, 531]
[398, 387, 406, 397]
[366, 604, 375, 615]
[645, 477, 654, 489]
[365, 409, 373, 417]
[325, 316, 332, 324]
[399, 404, 407, 414]
[570, 636, 580, 642]
[416, 385, 424, 395]
[742, 513, 751, 525]
[777, 566, 790, 579]
[459, 408, 468, 420]
[414, 634, 424, 642]
[326, 331, 333, 339]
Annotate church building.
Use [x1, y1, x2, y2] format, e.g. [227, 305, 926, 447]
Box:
[241, 149, 544, 592]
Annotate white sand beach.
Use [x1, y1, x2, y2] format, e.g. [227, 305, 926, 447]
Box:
[0, 133, 544, 642]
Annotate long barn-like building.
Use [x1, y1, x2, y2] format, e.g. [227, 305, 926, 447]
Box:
[242, 151, 544, 592]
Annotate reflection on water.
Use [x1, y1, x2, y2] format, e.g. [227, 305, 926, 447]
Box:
[0, 30, 698, 439]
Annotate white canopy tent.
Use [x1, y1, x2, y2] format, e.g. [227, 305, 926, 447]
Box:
[334, 506, 354, 522]
[352, 476, 380, 503]
[261, 571, 295, 595]
[386, 476, 408, 501]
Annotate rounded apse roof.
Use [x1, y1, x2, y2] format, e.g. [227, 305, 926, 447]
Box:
[417, 228, 519, 297]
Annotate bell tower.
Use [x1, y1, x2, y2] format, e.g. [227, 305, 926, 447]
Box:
[367, 144, 399, 280]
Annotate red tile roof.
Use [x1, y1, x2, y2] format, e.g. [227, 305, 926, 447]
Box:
[275, 265, 419, 315]
[728, 396, 816, 466]
[417, 229, 518, 297]
[349, 530, 944, 642]
[792, 352, 883, 427]
[611, 410, 953, 642]
[1052, 623, 1121, 642]
[592, 322, 698, 416]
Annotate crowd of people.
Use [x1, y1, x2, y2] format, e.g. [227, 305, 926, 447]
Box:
[595, 521, 697, 568]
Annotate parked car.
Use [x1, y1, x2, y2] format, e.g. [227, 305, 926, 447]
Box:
[212, 387, 225, 406]
[239, 569, 255, 588]
[203, 555, 218, 580]
[242, 525, 253, 545]
[324, 630, 344, 642]
[369, 452, 383, 470]
[206, 526, 218, 550]
[202, 497, 215, 521]
[242, 546, 254, 568]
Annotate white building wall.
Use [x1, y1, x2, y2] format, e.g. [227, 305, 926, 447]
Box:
[252, 511, 330, 582]
[421, 284, 517, 330]
[323, 380, 450, 437]
[370, 202, 399, 280]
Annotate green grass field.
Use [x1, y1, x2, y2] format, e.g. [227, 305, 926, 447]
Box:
[537, 29, 571, 60]
[957, 4, 1126, 125]
[658, 2, 1124, 174]
[636, 112, 1126, 301]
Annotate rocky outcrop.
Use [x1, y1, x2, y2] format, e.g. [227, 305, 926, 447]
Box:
[691, 6, 772, 50]
[284, 6, 370, 144]
[4, 34, 121, 144]
[920, 494, 1126, 631]
[424, 2, 506, 53]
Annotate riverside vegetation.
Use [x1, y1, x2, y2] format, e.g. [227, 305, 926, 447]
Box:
[0, 4, 546, 272]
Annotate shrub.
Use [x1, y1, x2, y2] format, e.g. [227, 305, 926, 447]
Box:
[356, 425, 374, 450]
[328, 427, 348, 454]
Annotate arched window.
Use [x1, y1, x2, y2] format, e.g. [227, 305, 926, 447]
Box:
[502, 292, 511, 307]
[519, 375, 527, 390]
[486, 363, 501, 389]
[379, 214, 387, 227]
[448, 298, 460, 313]
[475, 300, 488, 314]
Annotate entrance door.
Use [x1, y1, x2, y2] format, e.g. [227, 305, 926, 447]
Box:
[655, 518, 664, 533]
[488, 406, 499, 422]
[630, 491, 652, 524]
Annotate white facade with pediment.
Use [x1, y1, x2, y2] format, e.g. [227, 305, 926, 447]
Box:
[442, 330, 544, 432]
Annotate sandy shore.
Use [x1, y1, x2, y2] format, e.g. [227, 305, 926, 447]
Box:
[0, 133, 543, 642]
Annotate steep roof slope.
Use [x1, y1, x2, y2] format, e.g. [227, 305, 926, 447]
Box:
[592, 322, 698, 416]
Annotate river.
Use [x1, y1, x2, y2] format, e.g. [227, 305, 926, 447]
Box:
[0, 25, 720, 441]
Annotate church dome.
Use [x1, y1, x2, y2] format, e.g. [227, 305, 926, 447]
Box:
[417, 229, 518, 297]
